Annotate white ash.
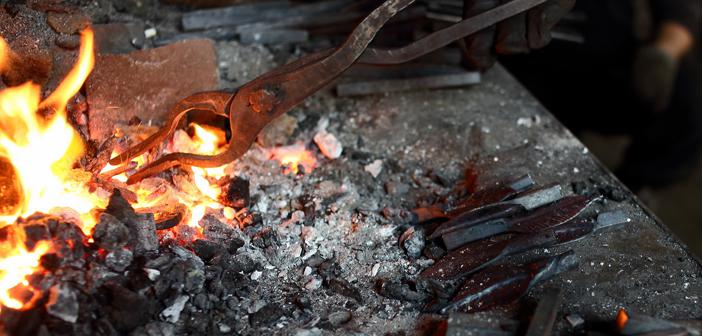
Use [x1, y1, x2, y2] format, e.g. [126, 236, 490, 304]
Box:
[161, 296, 189, 323]
[364, 159, 384, 178]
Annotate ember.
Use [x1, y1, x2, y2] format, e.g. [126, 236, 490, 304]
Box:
[268, 143, 317, 175]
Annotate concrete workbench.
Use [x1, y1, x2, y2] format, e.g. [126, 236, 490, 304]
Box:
[340, 63, 702, 332]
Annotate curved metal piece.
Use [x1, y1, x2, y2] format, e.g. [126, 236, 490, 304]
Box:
[108, 91, 233, 166]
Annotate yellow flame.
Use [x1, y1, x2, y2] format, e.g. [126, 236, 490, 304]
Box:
[40, 29, 95, 115]
[0, 29, 101, 233]
[0, 29, 99, 311]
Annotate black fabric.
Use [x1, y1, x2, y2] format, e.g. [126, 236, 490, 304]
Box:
[500, 1, 702, 189]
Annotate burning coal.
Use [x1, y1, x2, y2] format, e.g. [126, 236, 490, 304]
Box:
[0, 23, 319, 315]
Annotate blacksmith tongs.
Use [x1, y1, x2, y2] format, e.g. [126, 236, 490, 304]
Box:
[109, 0, 550, 184]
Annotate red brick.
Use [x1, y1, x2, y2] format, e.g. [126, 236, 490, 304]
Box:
[86, 39, 220, 141]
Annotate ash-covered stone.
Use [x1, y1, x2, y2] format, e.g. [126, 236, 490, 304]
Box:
[105, 248, 133, 272]
[399, 227, 425, 260]
[101, 282, 155, 332]
[45, 284, 79, 323]
[93, 213, 129, 250]
[105, 190, 158, 255]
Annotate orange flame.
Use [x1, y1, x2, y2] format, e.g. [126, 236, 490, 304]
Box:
[0, 226, 51, 310]
[0, 29, 98, 311]
[0, 28, 101, 233]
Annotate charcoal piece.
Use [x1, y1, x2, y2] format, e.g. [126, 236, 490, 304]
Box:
[327, 278, 363, 303]
[221, 268, 250, 293]
[228, 254, 258, 274]
[155, 212, 182, 231]
[249, 304, 285, 327]
[423, 241, 447, 260]
[399, 227, 425, 259]
[93, 213, 130, 250]
[251, 227, 278, 248]
[376, 278, 428, 303]
[184, 262, 206, 293]
[228, 237, 245, 254]
[105, 190, 158, 255]
[45, 284, 79, 323]
[220, 176, 250, 209]
[21, 223, 50, 250]
[192, 239, 225, 262]
[101, 283, 155, 332]
[105, 248, 133, 272]
[86, 39, 219, 141]
[193, 293, 211, 310]
[40, 253, 61, 272]
[0, 156, 22, 216]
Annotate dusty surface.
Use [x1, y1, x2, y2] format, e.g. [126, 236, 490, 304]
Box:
[172, 62, 702, 334]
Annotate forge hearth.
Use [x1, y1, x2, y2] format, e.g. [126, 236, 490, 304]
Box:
[0, 2, 701, 336]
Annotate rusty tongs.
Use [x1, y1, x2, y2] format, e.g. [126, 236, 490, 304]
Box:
[109, 0, 548, 184]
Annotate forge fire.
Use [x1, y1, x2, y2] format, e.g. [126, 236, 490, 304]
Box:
[0, 1, 701, 336]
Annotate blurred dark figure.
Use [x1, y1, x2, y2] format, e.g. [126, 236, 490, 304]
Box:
[478, 0, 702, 190]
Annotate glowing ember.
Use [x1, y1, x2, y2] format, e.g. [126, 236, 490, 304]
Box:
[616, 308, 629, 330]
[268, 143, 317, 174]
